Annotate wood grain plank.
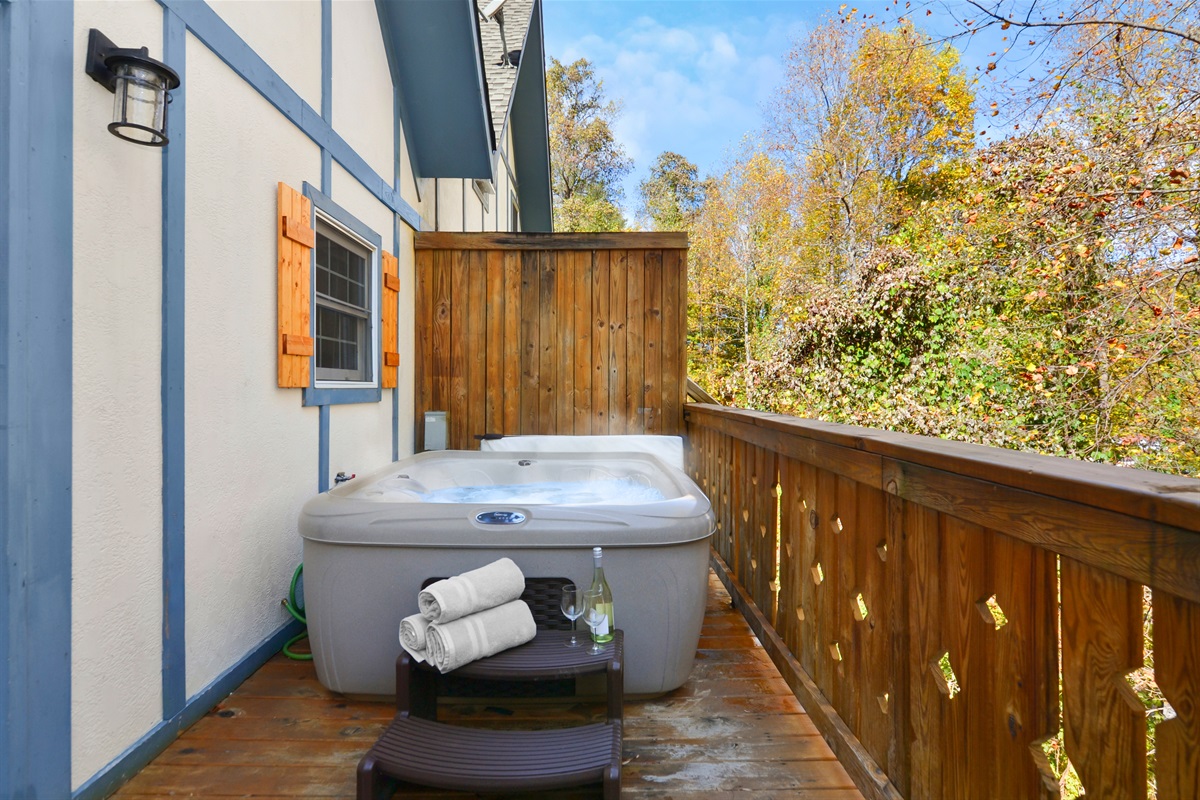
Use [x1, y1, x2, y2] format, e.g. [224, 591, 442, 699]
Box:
[855, 483, 891, 775]
[661, 248, 683, 435]
[988, 531, 1059, 799]
[834, 475, 859, 736]
[778, 456, 804, 657]
[448, 249, 470, 449]
[1154, 591, 1200, 800]
[813, 468, 839, 706]
[380, 251, 399, 388]
[276, 182, 311, 388]
[905, 502, 943, 800]
[415, 249, 433, 450]
[608, 250, 627, 434]
[555, 249, 574, 432]
[625, 250, 645, 433]
[465, 250, 487, 445]
[799, 460, 820, 681]
[538, 250, 557, 434]
[591, 250, 610, 434]
[483, 249, 504, 434]
[643, 250, 663, 434]
[519, 249, 540, 435]
[1061, 556, 1146, 800]
[573, 248, 592, 434]
[939, 516, 992, 796]
[501, 250, 521, 435]
[430, 249, 452, 425]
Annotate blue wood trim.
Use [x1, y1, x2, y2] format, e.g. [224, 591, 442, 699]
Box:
[318, 405, 330, 492]
[161, 8, 188, 722]
[304, 386, 383, 407]
[72, 619, 304, 800]
[156, 0, 423, 231]
[1, 1, 74, 796]
[391, 96, 402, 461]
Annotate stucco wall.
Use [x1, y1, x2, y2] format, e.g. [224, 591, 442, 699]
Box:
[182, 37, 322, 700]
[332, 0, 394, 181]
[71, 2, 167, 787]
[208, 0, 322, 111]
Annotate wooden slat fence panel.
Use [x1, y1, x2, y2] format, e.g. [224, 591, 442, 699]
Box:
[685, 402, 1200, 800]
[414, 233, 687, 448]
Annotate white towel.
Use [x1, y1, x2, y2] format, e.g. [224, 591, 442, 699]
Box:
[418, 557, 525, 623]
[425, 599, 536, 673]
[399, 613, 431, 664]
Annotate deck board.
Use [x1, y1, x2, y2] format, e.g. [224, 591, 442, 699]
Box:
[112, 571, 862, 799]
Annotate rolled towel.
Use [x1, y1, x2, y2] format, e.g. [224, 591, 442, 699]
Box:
[425, 599, 536, 673]
[399, 613, 431, 663]
[418, 557, 525, 623]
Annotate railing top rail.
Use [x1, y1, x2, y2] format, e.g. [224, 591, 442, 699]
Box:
[686, 403, 1200, 535]
[414, 232, 689, 251]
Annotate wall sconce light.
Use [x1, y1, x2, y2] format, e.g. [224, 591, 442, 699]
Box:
[84, 28, 181, 147]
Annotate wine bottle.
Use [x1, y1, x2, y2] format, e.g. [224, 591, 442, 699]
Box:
[589, 546, 615, 643]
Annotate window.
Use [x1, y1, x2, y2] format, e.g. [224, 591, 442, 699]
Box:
[295, 182, 385, 407]
[314, 218, 374, 383]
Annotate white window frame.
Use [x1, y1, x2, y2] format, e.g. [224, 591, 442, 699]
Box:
[313, 209, 380, 390]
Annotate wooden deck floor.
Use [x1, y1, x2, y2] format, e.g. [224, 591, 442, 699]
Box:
[112, 572, 863, 799]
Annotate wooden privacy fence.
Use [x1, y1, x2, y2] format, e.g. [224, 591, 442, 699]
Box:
[414, 232, 688, 450]
[685, 403, 1200, 800]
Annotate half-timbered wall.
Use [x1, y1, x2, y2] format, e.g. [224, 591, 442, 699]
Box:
[414, 232, 689, 449]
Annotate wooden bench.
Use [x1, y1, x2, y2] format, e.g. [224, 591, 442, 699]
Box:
[356, 578, 624, 799]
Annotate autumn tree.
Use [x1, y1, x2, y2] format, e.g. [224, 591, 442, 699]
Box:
[546, 57, 632, 231]
[637, 151, 706, 231]
[689, 148, 801, 406]
[768, 20, 975, 280]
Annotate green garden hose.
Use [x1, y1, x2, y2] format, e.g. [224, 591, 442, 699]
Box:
[281, 563, 312, 660]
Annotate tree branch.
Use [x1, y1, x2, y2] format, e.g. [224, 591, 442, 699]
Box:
[963, 0, 1200, 47]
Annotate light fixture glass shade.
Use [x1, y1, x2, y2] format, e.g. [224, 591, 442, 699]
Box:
[109, 62, 171, 146]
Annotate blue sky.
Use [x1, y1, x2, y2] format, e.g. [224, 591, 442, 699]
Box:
[542, 0, 1030, 219]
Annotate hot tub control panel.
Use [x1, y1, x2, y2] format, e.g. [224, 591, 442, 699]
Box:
[474, 510, 526, 525]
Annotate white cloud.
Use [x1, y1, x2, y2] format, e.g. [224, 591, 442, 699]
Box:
[544, 3, 811, 219]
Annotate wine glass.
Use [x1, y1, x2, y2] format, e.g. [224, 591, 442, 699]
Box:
[559, 584, 585, 647]
[582, 589, 608, 654]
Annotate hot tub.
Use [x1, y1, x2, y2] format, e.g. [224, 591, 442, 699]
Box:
[299, 448, 714, 696]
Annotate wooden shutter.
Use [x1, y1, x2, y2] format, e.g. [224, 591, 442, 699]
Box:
[278, 182, 314, 388]
[381, 250, 400, 388]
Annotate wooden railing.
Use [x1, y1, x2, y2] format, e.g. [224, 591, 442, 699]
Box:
[414, 232, 688, 450]
[685, 403, 1200, 800]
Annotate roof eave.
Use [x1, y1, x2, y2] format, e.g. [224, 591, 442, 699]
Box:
[376, 0, 494, 179]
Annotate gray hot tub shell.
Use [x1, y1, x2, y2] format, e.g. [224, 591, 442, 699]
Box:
[299, 449, 715, 696]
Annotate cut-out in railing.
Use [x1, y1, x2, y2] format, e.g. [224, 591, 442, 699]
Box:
[834, 515, 843, 532]
[853, 592, 869, 621]
[976, 594, 1009, 630]
[829, 642, 843, 662]
[877, 692, 890, 714]
[1035, 730, 1084, 799]
[876, 541, 888, 562]
[931, 651, 961, 699]
[811, 562, 824, 585]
